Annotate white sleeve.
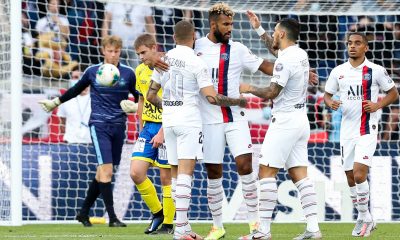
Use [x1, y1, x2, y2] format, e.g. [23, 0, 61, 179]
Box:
[196, 61, 213, 89]
[151, 69, 162, 84]
[57, 104, 66, 118]
[376, 66, 395, 92]
[238, 43, 263, 74]
[325, 68, 339, 95]
[270, 59, 290, 88]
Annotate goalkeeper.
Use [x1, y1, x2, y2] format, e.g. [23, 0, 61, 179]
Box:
[120, 33, 175, 235]
[38, 35, 138, 227]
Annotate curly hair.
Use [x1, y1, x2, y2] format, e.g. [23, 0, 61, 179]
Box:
[208, 2, 234, 22]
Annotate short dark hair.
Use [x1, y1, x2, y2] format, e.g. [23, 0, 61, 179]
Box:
[174, 20, 194, 42]
[208, 2, 234, 22]
[278, 18, 300, 42]
[134, 33, 156, 50]
[347, 32, 369, 44]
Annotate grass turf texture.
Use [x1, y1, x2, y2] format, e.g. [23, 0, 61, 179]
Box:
[1, 223, 400, 239]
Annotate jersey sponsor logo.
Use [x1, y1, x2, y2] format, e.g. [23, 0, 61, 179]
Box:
[275, 63, 283, 71]
[163, 100, 183, 106]
[347, 85, 363, 100]
[211, 68, 219, 84]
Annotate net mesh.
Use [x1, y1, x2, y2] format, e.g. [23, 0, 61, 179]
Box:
[1, 0, 399, 223]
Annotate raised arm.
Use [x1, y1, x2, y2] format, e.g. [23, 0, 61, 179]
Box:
[239, 82, 283, 100]
[246, 10, 278, 57]
[201, 86, 247, 107]
[146, 80, 163, 109]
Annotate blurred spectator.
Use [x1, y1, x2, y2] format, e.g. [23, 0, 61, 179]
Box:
[153, 7, 191, 51]
[323, 95, 342, 142]
[102, 2, 155, 67]
[381, 60, 400, 141]
[306, 86, 324, 130]
[35, 0, 69, 41]
[349, 16, 394, 68]
[57, 69, 92, 143]
[66, 0, 105, 70]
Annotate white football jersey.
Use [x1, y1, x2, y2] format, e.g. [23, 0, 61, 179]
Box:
[152, 45, 213, 128]
[195, 36, 263, 124]
[325, 58, 395, 139]
[270, 45, 309, 114]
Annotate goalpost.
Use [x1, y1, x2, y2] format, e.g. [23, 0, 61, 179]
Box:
[0, 0, 399, 225]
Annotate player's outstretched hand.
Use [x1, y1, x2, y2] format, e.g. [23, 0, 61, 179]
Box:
[309, 68, 319, 86]
[38, 97, 61, 112]
[120, 100, 138, 113]
[149, 52, 168, 72]
[362, 100, 379, 113]
[246, 10, 261, 29]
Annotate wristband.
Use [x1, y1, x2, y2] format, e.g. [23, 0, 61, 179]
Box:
[255, 26, 266, 36]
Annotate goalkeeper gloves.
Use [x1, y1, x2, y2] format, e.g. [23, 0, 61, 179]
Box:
[120, 99, 138, 113]
[38, 97, 61, 112]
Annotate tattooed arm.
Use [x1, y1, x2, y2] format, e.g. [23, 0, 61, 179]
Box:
[246, 10, 278, 57]
[240, 82, 283, 100]
[201, 86, 247, 107]
[146, 80, 163, 109]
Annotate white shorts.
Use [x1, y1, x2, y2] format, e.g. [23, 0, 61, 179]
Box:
[164, 126, 203, 166]
[202, 121, 252, 164]
[340, 134, 377, 171]
[259, 112, 310, 169]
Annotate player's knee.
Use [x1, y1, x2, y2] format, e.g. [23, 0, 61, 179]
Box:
[236, 161, 253, 175]
[353, 171, 367, 184]
[130, 169, 146, 184]
[206, 164, 223, 179]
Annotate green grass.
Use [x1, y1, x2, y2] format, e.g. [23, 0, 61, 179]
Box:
[1, 223, 400, 239]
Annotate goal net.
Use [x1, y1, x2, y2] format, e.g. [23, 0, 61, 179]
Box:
[1, 0, 399, 224]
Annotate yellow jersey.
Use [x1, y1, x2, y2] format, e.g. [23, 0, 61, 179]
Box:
[135, 63, 163, 123]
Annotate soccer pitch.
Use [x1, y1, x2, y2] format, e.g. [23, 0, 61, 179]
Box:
[1, 223, 400, 239]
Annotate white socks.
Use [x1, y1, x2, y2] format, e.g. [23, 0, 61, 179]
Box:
[356, 180, 372, 222]
[175, 174, 192, 233]
[240, 173, 259, 223]
[207, 178, 224, 228]
[259, 178, 277, 234]
[295, 177, 319, 232]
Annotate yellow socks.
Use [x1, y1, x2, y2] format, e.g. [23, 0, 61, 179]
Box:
[136, 177, 162, 214]
[162, 185, 175, 224]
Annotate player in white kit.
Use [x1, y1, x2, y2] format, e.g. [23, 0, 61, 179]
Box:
[239, 18, 322, 240]
[146, 20, 247, 240]
[324, 32, 399, 237]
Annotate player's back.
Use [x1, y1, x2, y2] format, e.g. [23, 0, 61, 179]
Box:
[272, 45, 309, 114]
[154, 45, 212, 128]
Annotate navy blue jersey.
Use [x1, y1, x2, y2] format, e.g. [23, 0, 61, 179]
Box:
[60, 63, 138, 124]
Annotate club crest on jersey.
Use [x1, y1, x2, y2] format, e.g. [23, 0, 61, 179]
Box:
[363, 73, 371, 81]
[275, 63, 283, 71]
[220, 53, 229, 61]
[118, 78, 126, 86]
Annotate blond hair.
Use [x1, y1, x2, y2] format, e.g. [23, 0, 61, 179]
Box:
[208, 2, 234, 21]
[134, 33, 157, 50]
[101, 35, 123, 49]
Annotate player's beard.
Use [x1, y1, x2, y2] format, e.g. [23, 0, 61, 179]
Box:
[214, 28, 229, 44]
[272, 38, 280, 51]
